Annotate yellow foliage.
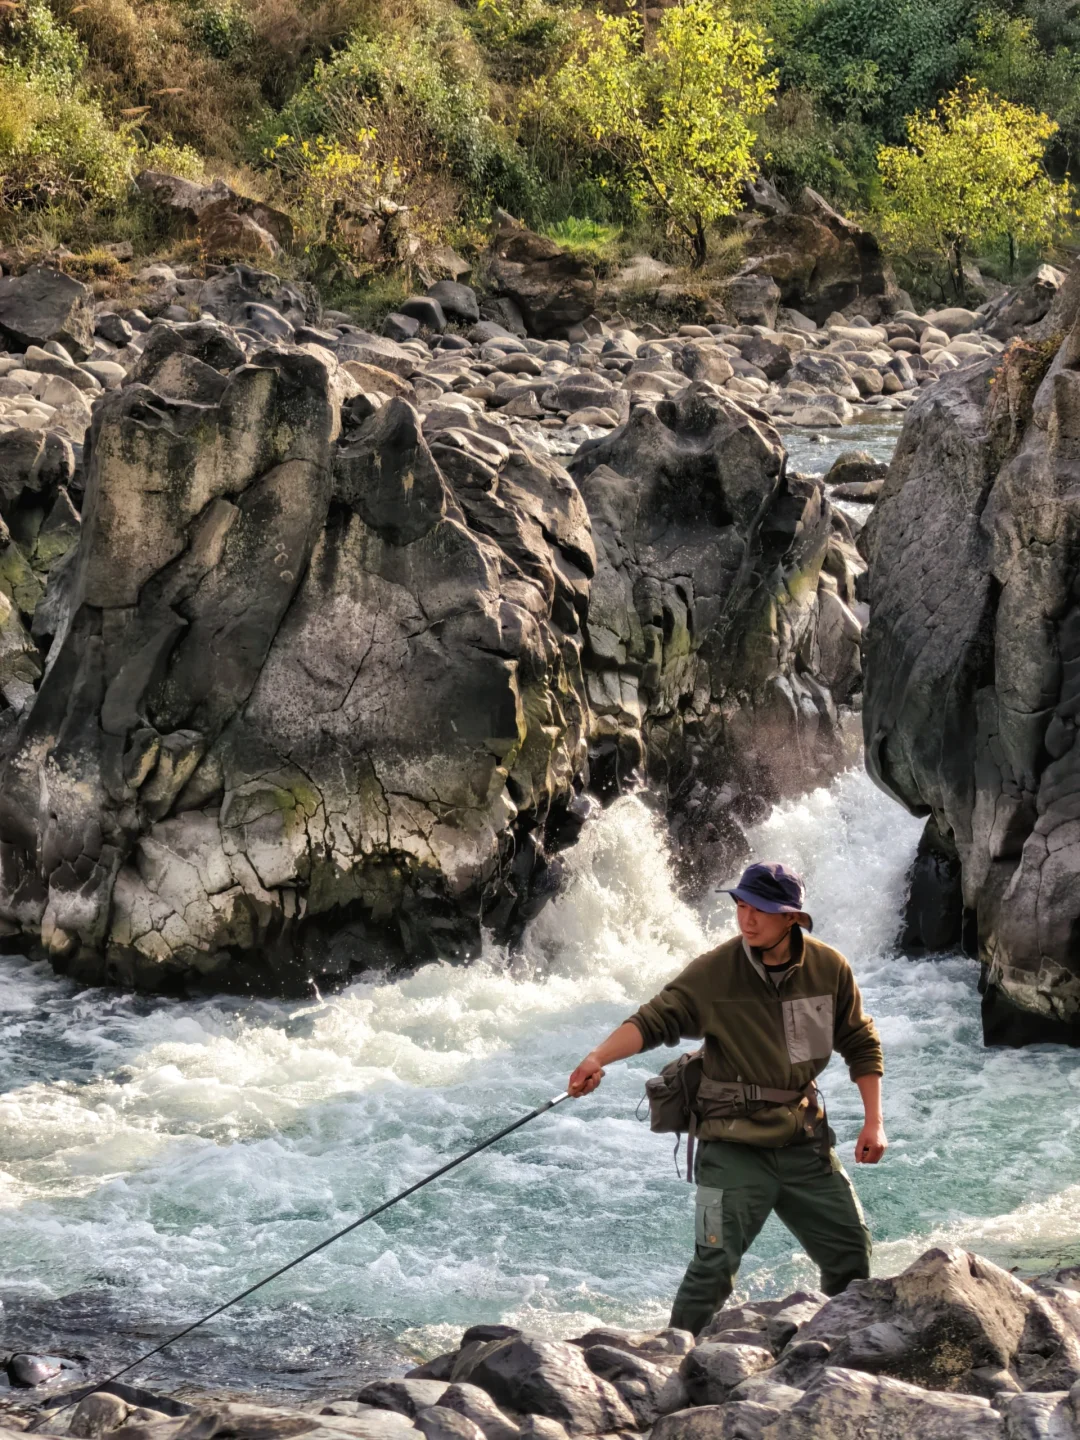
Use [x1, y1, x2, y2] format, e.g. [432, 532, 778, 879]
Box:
[877, 83, 1073, 298]
[534, 0, 774, 265]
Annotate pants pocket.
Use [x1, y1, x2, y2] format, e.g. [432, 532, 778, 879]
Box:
[694, 1184, 725, 1248]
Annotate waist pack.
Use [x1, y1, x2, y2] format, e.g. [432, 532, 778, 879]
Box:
[643, 1051, 824, 1181]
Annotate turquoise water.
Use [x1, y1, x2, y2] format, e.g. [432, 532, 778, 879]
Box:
[782, 416, 904, 476]
[2, 769, 1080, 1398]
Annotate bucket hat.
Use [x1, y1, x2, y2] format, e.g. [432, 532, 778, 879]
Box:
[719, 861, 813, 930]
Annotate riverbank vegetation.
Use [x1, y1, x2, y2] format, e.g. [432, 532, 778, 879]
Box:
[0, 0, 1076, 303]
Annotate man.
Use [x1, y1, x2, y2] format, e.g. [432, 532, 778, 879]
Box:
[568, 861, 886, 1335]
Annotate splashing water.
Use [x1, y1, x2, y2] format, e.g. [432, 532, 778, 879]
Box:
[2, 768, 1080, 1398]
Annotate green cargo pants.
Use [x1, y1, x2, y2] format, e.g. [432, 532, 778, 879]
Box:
[669, 1138, 872, 1335]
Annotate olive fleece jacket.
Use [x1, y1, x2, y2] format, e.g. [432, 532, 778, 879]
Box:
[627, 929, 884, 1146]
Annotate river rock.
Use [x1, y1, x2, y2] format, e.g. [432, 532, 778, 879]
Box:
[734, 188, 899, 325]
[414, 1409, 486, 1440]
[582, 1344, 672, 1424]
[436, 1385, 519, 1440]
[762, 1367, 1004, 1437]
[452, 1336, 636, 1435]
[791, 1247, 1080, 1393]
[357, 1381, 450, 1416]
[427, 282, 480, 326]
[483, 221, 597, 338]
[681, 1344, 776, 1405]
[651, 1402, 785, 1440]
[0, 267, 95, 359]
[71, 1392, 131, 1436]
[862, 270, 1080, 1040]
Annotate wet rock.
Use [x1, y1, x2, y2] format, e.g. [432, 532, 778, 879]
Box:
[453, 1336, 636, 1435]
[823, 452, 889, 490]
[571, 381, 859, 879]
[900, 816, 964, 953]
[0, 267, 94, 359]
[6, 1352, 62, 1386]
[829, 480, 883, 503]
[428, 282, 480, 326]
[681, 1343, 775, 1405]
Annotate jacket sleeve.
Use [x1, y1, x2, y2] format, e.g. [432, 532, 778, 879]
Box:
[833, 959, 884, 1080]
[626, 955, 708, 1050]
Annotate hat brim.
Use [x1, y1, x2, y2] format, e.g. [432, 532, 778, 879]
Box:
[719, 887, 813, 931]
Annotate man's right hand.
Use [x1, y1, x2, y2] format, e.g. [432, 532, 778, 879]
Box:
[568, 1055, 605, 1096]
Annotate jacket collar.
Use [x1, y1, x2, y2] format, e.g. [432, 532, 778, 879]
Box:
[741, 925, 805, 986]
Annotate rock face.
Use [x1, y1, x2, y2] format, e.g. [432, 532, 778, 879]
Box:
[0, 261, 874, 989]
[735, 189, 900, 326]
[861, 264, 1080, 1041]
[0, 330, 594, 989]
[135, 170, 294, 255]
[571, 383, 865, 880]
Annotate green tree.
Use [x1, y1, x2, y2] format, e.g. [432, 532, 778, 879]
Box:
[539, 0, 774, 265]
[877, 84, 1071, 299]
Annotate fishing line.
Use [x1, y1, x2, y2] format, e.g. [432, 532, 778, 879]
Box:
[28, 1091, 572, 1431]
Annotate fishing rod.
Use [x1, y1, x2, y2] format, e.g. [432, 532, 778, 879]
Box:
[28, 1090, 573, 1432]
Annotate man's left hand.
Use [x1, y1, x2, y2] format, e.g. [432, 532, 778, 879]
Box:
[855, 1122, 887, 1164]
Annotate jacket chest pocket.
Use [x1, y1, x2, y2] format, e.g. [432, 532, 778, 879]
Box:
[782, 994, 834, 1063]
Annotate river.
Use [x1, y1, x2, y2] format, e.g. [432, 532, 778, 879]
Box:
[4, 768, 1080, 1402]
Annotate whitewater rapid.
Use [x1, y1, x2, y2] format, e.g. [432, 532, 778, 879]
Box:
[2, 768, 1080, 1396]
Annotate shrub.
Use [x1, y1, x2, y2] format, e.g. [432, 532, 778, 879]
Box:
[264, 20, 540, 225]
[877, 83, 1072, 300]
[536, 0, 774, 265]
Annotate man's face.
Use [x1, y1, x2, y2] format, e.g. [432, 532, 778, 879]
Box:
[736, 899, 795, 951]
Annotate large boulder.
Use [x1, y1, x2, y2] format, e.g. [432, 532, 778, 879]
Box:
[0, 266, 95, 359]
[978, 263, 1067, 341]
[862, 266, 1080, 1041]
[0, 333, 594, 990]
[791, 1248, 1080, 1394]
[135, 170, 294, 250]
[482, 220, 598, 339]
[570, 381, 864, 882]
[737, 189, 899, 325]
